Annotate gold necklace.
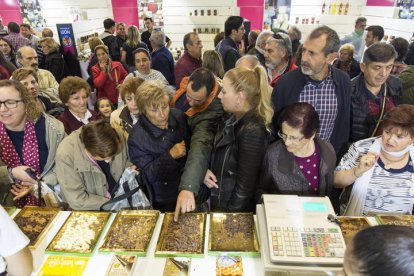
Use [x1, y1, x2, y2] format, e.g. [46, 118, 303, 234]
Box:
[381, 152, 408, 170]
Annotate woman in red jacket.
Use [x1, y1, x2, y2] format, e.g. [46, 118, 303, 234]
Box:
[91, 45, 127, 108]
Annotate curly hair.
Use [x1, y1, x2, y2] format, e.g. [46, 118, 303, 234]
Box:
[119, 77, 145, 102]
[11, 68, 38, 82]
[59, 76, 90, 104]
[0, 80, 41, 121]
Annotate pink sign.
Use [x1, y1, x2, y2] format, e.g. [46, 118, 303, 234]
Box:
[0, 0, 22, 24]
[366, 0, 395, 6]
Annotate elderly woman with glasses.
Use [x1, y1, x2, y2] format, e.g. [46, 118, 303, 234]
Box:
[257, 102, 336, 199]
[128, 80, 189, 212]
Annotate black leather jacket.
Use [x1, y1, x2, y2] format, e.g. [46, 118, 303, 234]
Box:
[209, 110, 268, 212]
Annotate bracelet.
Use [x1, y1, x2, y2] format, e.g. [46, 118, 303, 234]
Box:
[353, 167, 362, 178]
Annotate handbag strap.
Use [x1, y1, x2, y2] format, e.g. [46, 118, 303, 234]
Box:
[99, 180, 140, 211]
[114, 67, 119, 87]
[370, 84, 387, 137]
[123, 181, 133, 207]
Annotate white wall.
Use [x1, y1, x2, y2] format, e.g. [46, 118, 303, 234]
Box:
[163, 0, 239, 51]
[362, 5, 414, 40]
[290, 0, 413, 42]
[289, 0, 364, 41]
[40, 0, 113, 41]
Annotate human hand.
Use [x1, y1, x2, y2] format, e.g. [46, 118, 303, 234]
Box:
[355, 152, 378, 177]
[10, 183, 33, 200]
[203, 169, 218, 189]
[10, 166, 38, 185]
[130, 165, 140, 175]
[174, 190, 195, 221]
[169, 141, 186, 159]
[99, 60, 108, 71]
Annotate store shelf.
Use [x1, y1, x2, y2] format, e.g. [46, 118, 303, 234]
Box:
[163, 0, 239, 51]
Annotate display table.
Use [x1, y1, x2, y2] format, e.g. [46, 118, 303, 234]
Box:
[8, 206, 397, 276]
[10, 210, 263, 276]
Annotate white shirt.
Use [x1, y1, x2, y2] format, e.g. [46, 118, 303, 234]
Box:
[69, 109, 93, 125]
[0, 205, 30, 273]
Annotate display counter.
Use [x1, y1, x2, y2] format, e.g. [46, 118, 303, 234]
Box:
[8, 206, 410, 276]
[8, 209, 263, 275]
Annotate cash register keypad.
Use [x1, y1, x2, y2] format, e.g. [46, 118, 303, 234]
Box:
[270, 227, 344, 258]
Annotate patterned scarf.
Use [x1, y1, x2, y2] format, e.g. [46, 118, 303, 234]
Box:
[0, 120, 43, 207]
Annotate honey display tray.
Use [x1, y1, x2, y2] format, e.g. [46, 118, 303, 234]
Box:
[99, 210, 160, 256]
[337, 216, 371, 245]
[46, 211, 111, 256]
[155, 212, 206, 257]
[376, 215, 414, 227]
[208, 213, 260, 256]
[13, 206, 60, 249]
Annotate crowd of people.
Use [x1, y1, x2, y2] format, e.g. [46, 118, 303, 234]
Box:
[1, 14, 414, 275]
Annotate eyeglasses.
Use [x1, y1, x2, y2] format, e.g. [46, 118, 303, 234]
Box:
[0, 99, 24, 109]
[277, 130, 305, 143]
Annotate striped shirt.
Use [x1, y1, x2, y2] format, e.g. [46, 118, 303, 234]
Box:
[299, 68, 337, 141]
[363, 158, 414, 215]
[336, 137, 414, 215]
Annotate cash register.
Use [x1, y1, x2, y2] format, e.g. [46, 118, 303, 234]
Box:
[256, 195, 346, 275]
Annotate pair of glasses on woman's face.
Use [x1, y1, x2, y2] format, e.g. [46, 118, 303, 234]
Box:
[277, 130, 305, 143]
[0, 100, 23, 109]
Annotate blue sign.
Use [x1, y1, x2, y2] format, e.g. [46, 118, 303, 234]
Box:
[56, 24, 78, 58]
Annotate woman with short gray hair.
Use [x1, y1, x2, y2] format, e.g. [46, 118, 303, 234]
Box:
[149, 31, 175, 86]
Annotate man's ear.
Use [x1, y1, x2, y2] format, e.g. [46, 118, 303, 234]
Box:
[326, 52, 337, 64]
[360, 62, 366, 73]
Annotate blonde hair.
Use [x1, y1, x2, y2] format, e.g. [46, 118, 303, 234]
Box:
[12, 68, 38, 82]
[135, 80, 170, 114]
[126, 25, 140, 48]
[224, 66, 273, 129]
[339, 43, 354, 56]
[40, 37, 60, 52]
[88, 37, 104, 52]
[202, 50, 224, 79]
[119, 77, 145, 102]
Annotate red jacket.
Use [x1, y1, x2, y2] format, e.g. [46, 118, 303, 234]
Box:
[270, 60, 298, 87]
[92, 61, 127, 105]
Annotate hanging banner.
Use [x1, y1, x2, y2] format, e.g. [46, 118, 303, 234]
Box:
[56, 23, 78, 58]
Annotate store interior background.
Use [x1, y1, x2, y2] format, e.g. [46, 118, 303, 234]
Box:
[0, 0, 413, 52]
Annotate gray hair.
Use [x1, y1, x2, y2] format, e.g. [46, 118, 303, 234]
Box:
[289, 26, 302, 40]
[308, 25, 340, 56]
[256, 30, 274, 50]
[267, 32, 293, 57]
[150, 31, 165, 47]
